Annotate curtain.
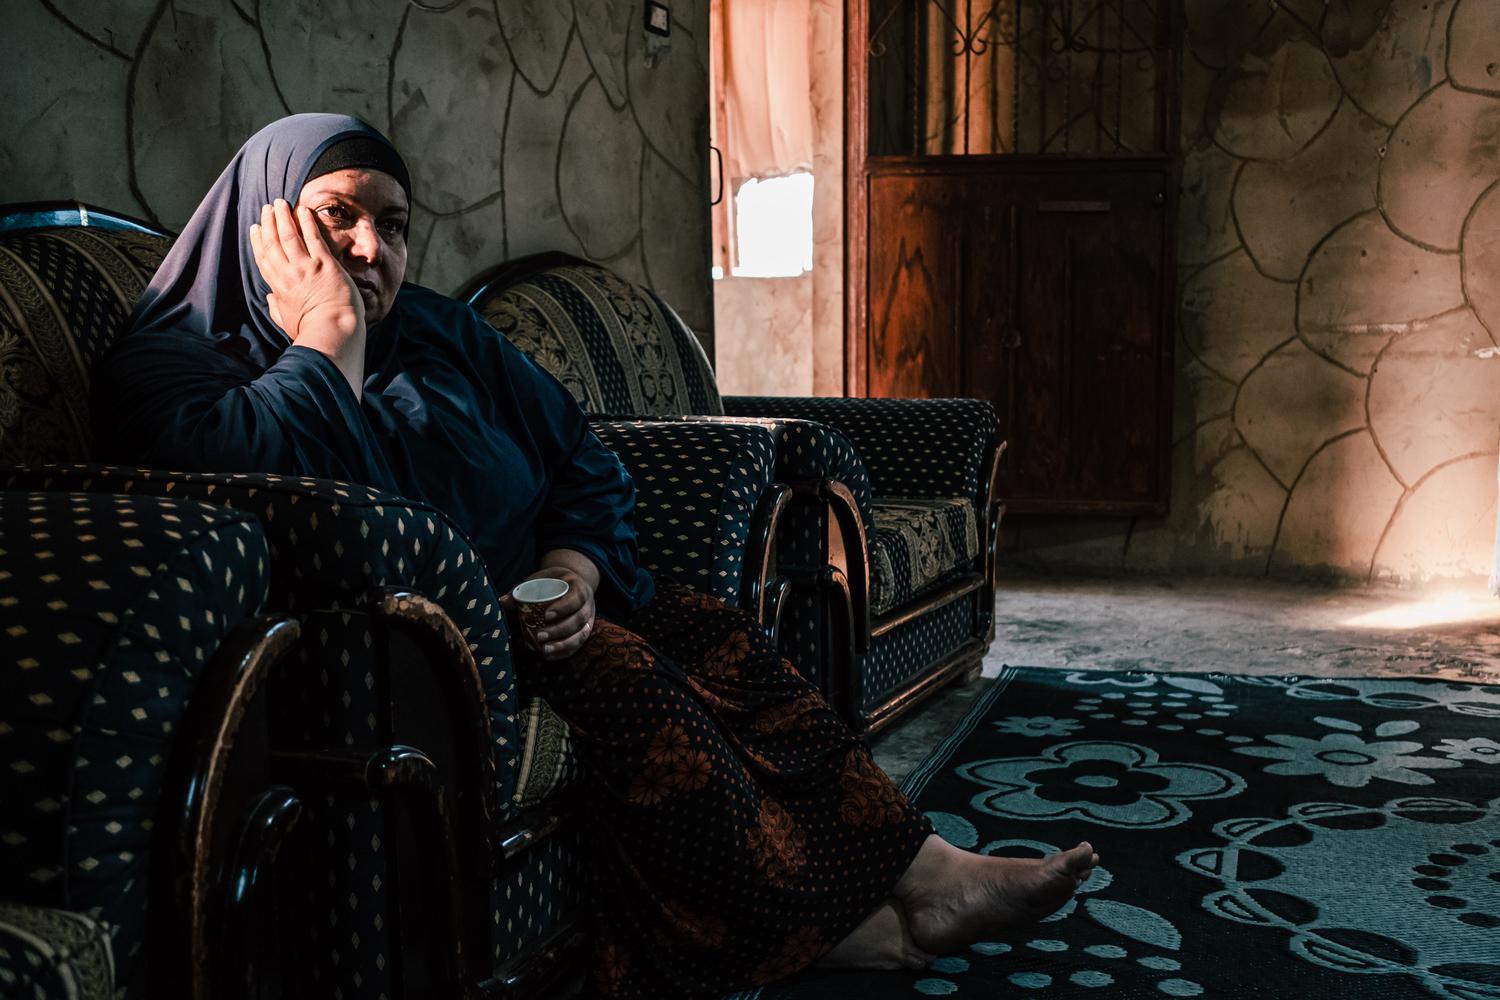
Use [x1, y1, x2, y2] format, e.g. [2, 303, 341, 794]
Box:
[711, 0, 816, 272]
[721, 0, 816, 182]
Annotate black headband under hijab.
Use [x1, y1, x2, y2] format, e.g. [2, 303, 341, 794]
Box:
[305, 135, 412, 202]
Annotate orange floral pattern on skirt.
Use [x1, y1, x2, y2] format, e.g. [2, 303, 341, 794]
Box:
[839, 746, 911, 827]
[518, 579, 931, 998]
[747, 797, 808, 886]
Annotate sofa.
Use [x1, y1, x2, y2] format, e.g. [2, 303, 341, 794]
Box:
[464, 253, 1005, 732]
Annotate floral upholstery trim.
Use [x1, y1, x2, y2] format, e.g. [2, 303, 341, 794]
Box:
[0, 903, 115, 1000]
[868, 497, 980, 617]
[512, 697, 579, 808]
[473, 262, 721, 418]
[0, 227, 172, 466]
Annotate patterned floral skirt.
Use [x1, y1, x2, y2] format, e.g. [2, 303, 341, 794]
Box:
[518, 580, 933, 999]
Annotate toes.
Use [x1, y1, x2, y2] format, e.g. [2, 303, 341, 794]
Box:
[1056, 842, 1097, 875]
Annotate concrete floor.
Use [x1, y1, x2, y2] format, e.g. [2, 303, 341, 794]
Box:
[869, 573, 1500, 781]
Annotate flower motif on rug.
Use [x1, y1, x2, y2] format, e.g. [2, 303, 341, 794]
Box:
[955, 741, 1245, 829]
[992, 716, 1083, 738]
[1063, 674, 1244, 732]
[1180, 797, 1500, 1000]
[1279, 679, 1500, 719]
[1064, 671, 1161, 690]
[1233, 717, 1461, 788]
[1434, 737, 1500, 765]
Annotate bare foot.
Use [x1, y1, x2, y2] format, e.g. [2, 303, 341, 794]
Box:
[896, 838, 1097, 955]
[820, 900, 936, 971]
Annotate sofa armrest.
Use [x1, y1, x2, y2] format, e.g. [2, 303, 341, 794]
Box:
[722, 396, 999, 506]
[591, 419, 782, 610]
[0, 488, 276, 995]
[592, 412, 877, 532]
[1, 464, 520, 808]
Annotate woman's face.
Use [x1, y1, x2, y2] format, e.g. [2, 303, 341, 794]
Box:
[295, 168, 409, 324]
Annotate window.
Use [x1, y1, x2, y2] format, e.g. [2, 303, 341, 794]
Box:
[729, 172, 814, 277]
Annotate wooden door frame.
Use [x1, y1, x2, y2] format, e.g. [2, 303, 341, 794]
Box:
[844, 0, 870, 398]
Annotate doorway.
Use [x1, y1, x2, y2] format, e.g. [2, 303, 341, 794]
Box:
[847, 0, 1181, 513]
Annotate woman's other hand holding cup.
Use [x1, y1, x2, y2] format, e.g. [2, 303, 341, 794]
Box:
[504, 567, 596, 660]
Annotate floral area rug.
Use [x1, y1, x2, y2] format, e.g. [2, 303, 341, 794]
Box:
[729, 667, 1500, 1000]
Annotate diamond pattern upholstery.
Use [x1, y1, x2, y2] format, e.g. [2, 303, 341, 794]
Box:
[490, 821, 592, 968]
[0, 216, 576, 996]
[0, 465, 526, 997]
[2, 465, 520, 799]
[0, 489, 271, 997]
[722, 396, 997, 507]
[860, 595, 977, 713]
[593, 419, 778, 606]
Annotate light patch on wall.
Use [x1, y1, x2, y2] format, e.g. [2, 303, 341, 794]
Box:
[1342, 591, 1500, 630]
[732, 172, 814, 278]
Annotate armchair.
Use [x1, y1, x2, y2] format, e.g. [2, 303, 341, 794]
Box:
[0, 204, 795, 998]
[463, 254, 1005, 732]
[0, 204, 508, 997]
[0, 488, 301, 999]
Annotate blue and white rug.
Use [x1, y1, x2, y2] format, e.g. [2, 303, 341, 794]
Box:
[735, 667, 1500, 999]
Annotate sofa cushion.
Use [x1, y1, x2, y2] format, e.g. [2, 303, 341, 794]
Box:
[867, 497, 980, 616]
[0, 490, 269, 996]
[472, 260, 722, 418]
[0, 227, 172, 465]
[0, 903, 115, 1000]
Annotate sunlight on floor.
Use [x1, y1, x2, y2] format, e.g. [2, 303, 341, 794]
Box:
[1342, 591, 1500, 630]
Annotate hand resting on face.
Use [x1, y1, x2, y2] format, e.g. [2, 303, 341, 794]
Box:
[249, 197, 367, 395]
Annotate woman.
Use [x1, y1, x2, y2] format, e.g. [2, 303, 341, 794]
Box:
[94, 114, 1096, 998]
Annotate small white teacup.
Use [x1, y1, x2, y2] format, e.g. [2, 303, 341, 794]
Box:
[510, 577, 570, 649]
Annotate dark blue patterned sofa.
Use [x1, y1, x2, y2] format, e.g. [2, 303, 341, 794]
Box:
[0, 487, 300, 999]
[0, 204, 790, 997]
[464, 254, 1005, 732]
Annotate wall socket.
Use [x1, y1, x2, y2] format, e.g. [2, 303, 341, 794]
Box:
[644, 0, 670, 66]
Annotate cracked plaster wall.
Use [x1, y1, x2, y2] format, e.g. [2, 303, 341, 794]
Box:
[1007, 0, 1500, 585]
[1, 0, 713, 350]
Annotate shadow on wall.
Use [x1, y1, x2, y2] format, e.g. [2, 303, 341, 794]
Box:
[0, 0, 713, 345]
[1011, 0, 1500, 587]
